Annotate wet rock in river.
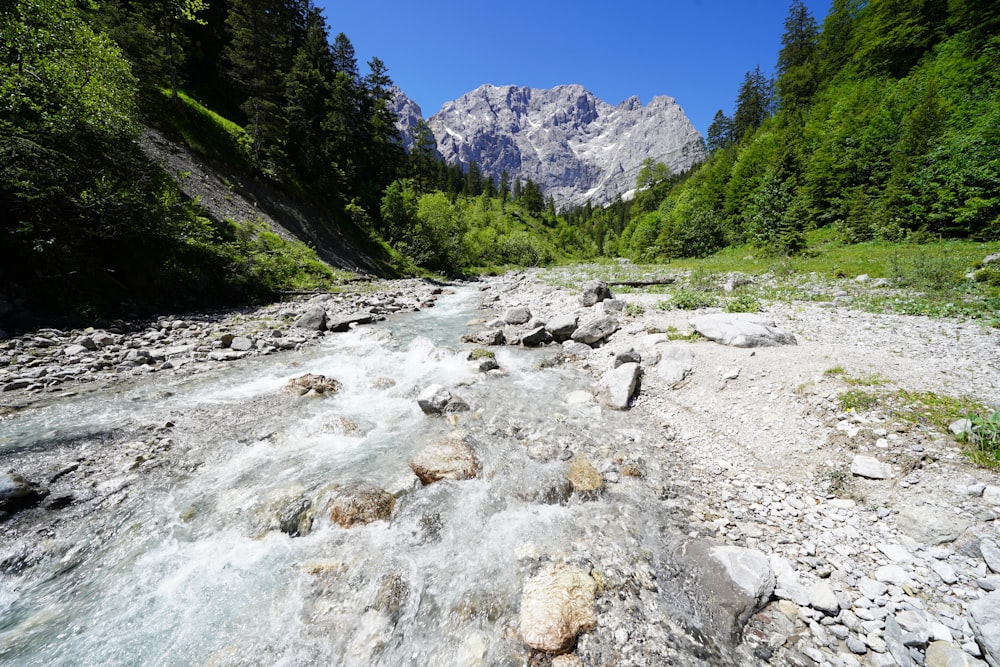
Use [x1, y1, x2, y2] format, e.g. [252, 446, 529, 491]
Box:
[294, 305, 327, 331]
[567, 455, 604, 496]
[518, 563, 598, 653]
[0, 472, 49, 517]
[416, 384, 469, 414]
[326, 311, 374, 332]
[283, 373, 343, 397]
[461, 329, 506, 346]
[409, 437, 480, 484]
[547, 313, 579, 342]
[328, 482, 396, 528]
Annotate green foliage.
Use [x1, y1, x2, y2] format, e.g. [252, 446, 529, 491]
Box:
[965, 410, 1000, 468]
[660, 290, 719, 310]
[839, 389, 881, 411]
[724, 293, 761, 313]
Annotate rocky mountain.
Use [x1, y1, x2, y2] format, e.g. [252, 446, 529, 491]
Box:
[389, 86, 426, 153]
[396, 84, 705, 208]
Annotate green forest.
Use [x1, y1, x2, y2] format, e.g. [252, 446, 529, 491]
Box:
[2, 0, 999, 324]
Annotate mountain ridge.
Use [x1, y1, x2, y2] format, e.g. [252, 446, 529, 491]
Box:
[393, 84, 706, 207]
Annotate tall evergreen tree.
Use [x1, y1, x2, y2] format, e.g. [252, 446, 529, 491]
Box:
[706, 110, 736, 153]
[733, 65, 773, 141]
[776, 0, 819, 110]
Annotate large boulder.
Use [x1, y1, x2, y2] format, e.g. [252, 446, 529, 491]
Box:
[690, 313, 797, 347]
[969, 590, 1000, 667]
[580, 280, 612, 306]
[503, 306, 532, 325]
[328, 482, 396, 528]
[570, 315, 619, 346]
[462, 329, 506, 346]
[0, 472, 49, 516]
[295, 305, 327, 331]
[283, 373, 342, 397]
[672, 540, 775, 645]
[895, 506, 969, 545]
[518, 563, 598, 653]
[409, 437, 480, 484]
[547, 313, 579, 342]
[520, 326, 551, 347]
[596, 362, 641, 409]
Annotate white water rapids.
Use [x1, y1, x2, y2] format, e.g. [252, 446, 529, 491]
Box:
[0, 289, 740, 666]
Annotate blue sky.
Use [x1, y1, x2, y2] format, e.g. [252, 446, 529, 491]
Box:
[315, 1, 832, 137]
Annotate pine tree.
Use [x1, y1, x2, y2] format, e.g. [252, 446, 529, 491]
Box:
[706, 110, 736, 153]
[733, 65, 773, 141]
[776, 0, 819, 110]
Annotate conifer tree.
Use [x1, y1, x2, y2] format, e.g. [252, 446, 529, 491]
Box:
[776, 0, 819, 110]
[733, 66, 773, 141]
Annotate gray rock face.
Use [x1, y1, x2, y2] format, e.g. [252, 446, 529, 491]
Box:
[295, 305, 327, 331]
[969, 590, 1000, 667]
[389, 86, 428, 153]
[426, 84, 705, 207]
[691, 313, 797, 347]
[896, 506, 968, 545]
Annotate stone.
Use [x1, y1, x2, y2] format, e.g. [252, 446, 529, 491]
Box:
[657, 344, 695, 387]
[547, 313, 579, 342]
[567, 455, 604, 495]
[612, 347, 641, 367]
[570, 315, 619, 345]
[561, 341, 593, 358]
[924, 641, 986, 667]
[63, 344, 90, 357]
[596, 362, 640, 410]
[327, 312, 375, 332]
[551, 655, 584, 667]
[502, 306, 532, 325]
[295, 305, 327, 331]
[690, 313, 797, 347]
[850, 455, 892, 479]
[229, 336, 254, 352]
[462, 329, 506, 346]
[520, 326, 551, 347]
[518, 563, 597, 653]
[950, 419, 974, 436]
[985, 486, 1000, 506]
[409, 437, 480, 484]
[875, 564, 913, 586]
[283, 373, 342, 397]
[981, 539, 1000, 574]
[896, 506, 968, 545]
[0, 472, 49, 514]
[580, 280, 612, 306]
[328, 482, 395, 528]
[809, 581, 840, 615]
[969, 590, 1000, 667]
[416, 384, 469, 415]
[884, 616, 917, 667]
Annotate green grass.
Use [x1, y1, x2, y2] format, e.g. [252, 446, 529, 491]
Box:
[149, 89, 252, 169]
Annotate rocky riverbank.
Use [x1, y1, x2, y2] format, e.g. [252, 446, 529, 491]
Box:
[465, 267, 1000, 667]
[2, 268, 999, 666]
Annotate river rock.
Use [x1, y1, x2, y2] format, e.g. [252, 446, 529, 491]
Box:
[295, 305, 327, 331]
[596, 362, 640, 409]
[850, 455, 893, 479]
[809, 581, 840, 615]
[409, 437, 480, 484]
[327, 311, 374, 332]
[567, 455, 604, 495]
[462, 329, 506, 346]
[981, 539, 1000, 574]
[229, 336, 254, 352]
[571, 315, 619, 346]
[580, 280, 611, 306]
[416, 384, 469, 414]
[924, 641, 986, 667]
[677, 541, 775, 644]
[0, 472, 49, 515]
[690, 313, 797, 347]
[613, 347, 641, 367]
[970, 590, 1000, 667]
[896, 506, 968, 545]
[503, 306, 532, 325]
[521, 326, 551, 347]
[283, 373, 342, 397]
[518, 563, 597, 653]
[64, 343, 90, 357]
[548, 313, 579, 342]
[328, 482, 396, 528]
[657, 345, 695, 386]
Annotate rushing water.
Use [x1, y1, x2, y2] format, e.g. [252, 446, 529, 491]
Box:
[0, 289, 726, 666]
